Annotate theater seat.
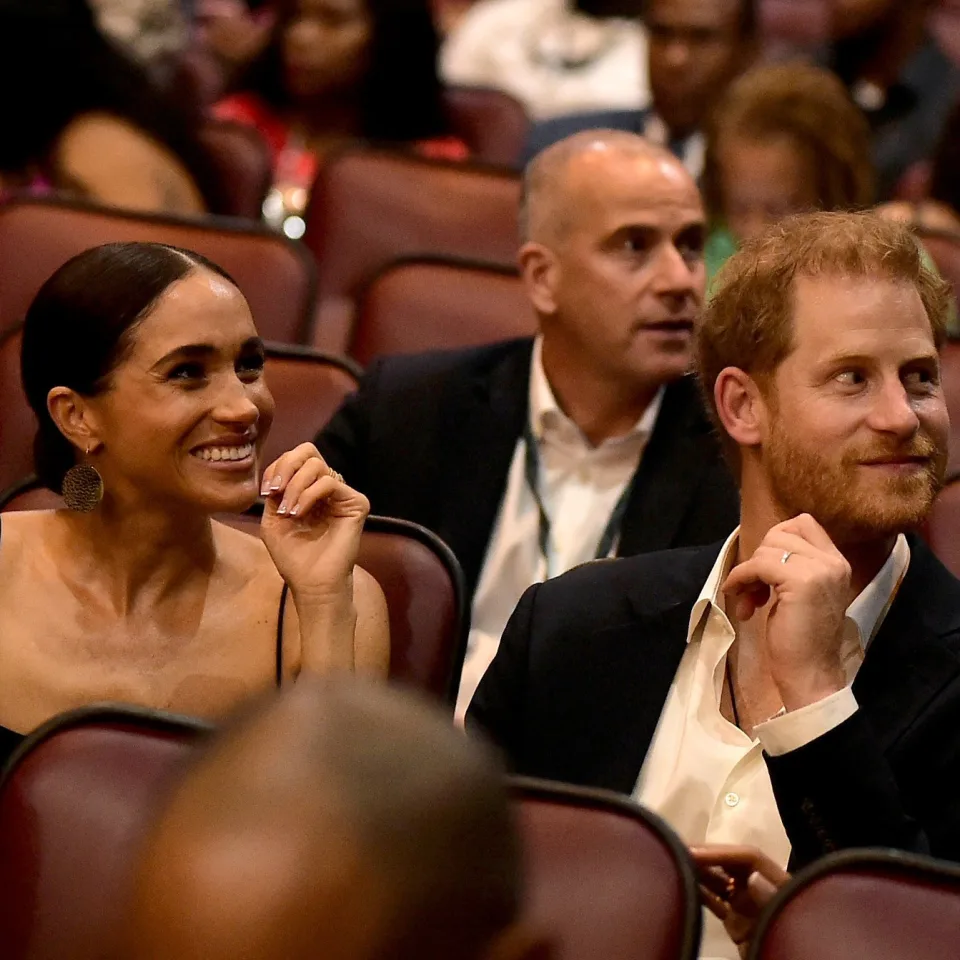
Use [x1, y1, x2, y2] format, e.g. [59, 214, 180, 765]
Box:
[0, 197, 317, 344]
[198, 119, 273, 221]
[749, 848, 960, 960]
[938, 338, 960, 478]
[351, 256, 535, 365]
[0, 327, 34, 496]
[924, 478, 960, 577]
[0, 706, 209, 960]
[443, 86, 530, 168]
[510, 777, 701, 960]
[303, 148, 521, 353]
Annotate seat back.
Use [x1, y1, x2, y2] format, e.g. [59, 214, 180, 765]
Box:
[198, 119, 273, 221]
[443, 85, 530, 167]
[304, 148, 522, 353]
[351, 256, 535, 365]
[510, 778, 701, 960]
[261, 345, 361, 466]
[939, 338, 960, 478]
[749, 849, 960, 960]
[0, 198, 317, 343]
[923, 478, 960, 577]
[0, 327, 34, 496]
[0, 706, 209, 960]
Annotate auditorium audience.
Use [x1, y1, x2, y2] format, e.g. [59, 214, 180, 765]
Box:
[89, 0, 190, 82]
[125, 678, 548, 960]
[469, 212, 960, 958]
[827, 0, 959, 199]
[214, 0, 468, 226]
[316, 130, 739, 721]
[441, 0, 650, 121]
[701, 62, 874, 279]
[523, 0, 757, 176]
[0, 242, 388, 769]
[0, 0, 227, 215]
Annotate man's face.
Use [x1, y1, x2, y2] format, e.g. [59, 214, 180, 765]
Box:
[647, 0, 748, 136]
[759, 274, 949, 544]
[537, 147, 706, 391]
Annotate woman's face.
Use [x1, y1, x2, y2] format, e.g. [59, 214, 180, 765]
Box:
[282, 0, 372, 100]
[84, 269, 275, 514]
[718, 134, 821, 244]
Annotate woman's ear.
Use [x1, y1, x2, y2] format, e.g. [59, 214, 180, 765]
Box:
[518, 242, 559, 317]
[714, 367, 767, 450]
[46, 387, 103, 454]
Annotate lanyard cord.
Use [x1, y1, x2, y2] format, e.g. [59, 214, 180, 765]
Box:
[522, 421, 633, 578]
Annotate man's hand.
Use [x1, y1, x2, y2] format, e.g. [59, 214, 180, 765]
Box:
[722, 514, 851, 711]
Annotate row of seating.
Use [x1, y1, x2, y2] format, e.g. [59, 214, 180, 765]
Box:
[1, 704, 958, 960]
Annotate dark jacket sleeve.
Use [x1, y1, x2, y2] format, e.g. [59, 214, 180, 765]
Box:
[465, 581, 541, 764]
[767, 713, 937, 870]
[314, 361, 382, 494]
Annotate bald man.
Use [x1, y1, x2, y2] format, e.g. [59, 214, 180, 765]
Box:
[125, 678, 546, 960]
[316, 131, 738, 717]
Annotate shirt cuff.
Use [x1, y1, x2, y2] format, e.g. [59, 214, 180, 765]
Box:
[755, 688, 859, 757]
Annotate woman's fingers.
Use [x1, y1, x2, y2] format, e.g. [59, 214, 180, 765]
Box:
[261, 443, 333, 499]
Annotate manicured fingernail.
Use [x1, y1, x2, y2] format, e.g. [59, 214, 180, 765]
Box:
[270, 477, 282, 491]
[260, 479, 270, 495]
[289, 504, 300, 517]
[277, 501, 288, 515]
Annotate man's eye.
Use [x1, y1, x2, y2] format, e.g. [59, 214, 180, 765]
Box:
[905, 368, 936, 388]
[836, 370, 865, 386]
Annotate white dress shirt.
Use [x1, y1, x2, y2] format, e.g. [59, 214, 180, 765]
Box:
[440, 0, 650, 120]
[454, 338, 663, 721]
[635, 528, 910, 959]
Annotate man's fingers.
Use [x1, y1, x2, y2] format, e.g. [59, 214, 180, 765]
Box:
[775, 513, 843, 555]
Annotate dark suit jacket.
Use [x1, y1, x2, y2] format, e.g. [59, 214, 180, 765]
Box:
[524, 107, 650, 165]
[316, 338, 739, 603]
[467, 536, 960, 870]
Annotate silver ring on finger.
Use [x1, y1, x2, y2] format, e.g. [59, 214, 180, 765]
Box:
[780, 550, 793, 564]
[329, 470, 344, 484]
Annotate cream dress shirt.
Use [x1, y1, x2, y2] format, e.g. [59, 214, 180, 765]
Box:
[440, 0, 650, 120]
[635, 528, 910, 959]
[454, 338, 663, 722]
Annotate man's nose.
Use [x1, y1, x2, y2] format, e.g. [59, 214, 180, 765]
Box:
[869, 380, 921, 438]
[662, 38, 692, 70]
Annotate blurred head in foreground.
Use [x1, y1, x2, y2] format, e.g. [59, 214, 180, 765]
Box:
[127, 678, 548, 960]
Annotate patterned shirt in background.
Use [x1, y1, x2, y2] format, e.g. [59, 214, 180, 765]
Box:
[89, 0, 189, 69]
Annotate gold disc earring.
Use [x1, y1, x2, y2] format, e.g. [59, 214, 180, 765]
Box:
[61, 444, 104, 513]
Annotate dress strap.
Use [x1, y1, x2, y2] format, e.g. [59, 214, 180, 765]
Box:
[276, 582, 289, 687]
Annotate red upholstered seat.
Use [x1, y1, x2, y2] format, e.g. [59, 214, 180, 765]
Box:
[350, 256, 535, 365]
[511, 777, 701, 960]
[0, 706, 209, 960]
[924, 478, 960, 577]
[0, 327, 34, 496]
[0, 197, 317, 344]
[938, 338, 960, 478]
[748, 849, 960, 960]
[443, 85, 530, 168]
[198, 119, 273, 221]
[303, 148, 521, 353]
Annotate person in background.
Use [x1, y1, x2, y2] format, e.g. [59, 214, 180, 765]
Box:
[441, 0, 651, 121]
[125, 678, 550, 960]
[0, 0, 228, 215]
[214, 0, 468, 229]
[89, 0, 191, 83]
[826, 0, 959, 199]
[316, 131, 739, 722]
[468, 212, 960, 958]
[0, 242, 389, 770]
[523, 0, 757, 178]
[701, 62, 874, 280]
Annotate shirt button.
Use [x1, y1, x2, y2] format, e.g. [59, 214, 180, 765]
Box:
[724, 792, 740, 808]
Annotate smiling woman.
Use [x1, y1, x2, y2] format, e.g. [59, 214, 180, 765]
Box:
[0, 242, 389, 767]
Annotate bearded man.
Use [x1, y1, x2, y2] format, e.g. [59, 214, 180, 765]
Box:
[468, 212, 960, 959]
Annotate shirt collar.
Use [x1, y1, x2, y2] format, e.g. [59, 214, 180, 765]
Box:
[528, 336, 664, 445]
[687, 527, 911, 654]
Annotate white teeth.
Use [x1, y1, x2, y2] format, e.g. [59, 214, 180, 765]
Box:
[193, 443, 254, 462]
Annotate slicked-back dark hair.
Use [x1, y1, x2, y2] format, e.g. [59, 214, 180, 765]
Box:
[21, 242, 237, 492]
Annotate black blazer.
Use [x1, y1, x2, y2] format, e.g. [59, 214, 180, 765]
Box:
[467, 536, 960, 870]
[316, 338, 740, 601]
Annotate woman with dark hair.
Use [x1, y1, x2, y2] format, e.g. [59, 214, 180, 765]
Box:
[0, 0, 228, 215]
[0, 242, 389, 765]
[214, 0, 468, 227]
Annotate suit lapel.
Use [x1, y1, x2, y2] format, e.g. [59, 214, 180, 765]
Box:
[435, 341, 533, 597]
[854, 538, 960, 750]
[619, 376, 718, 555]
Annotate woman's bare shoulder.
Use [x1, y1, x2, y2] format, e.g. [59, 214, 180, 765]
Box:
[211, 520, 283, 587]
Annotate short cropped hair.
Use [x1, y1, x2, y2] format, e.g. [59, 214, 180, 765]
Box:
[702, 62, 875, 223]
[696, 212, 952, 470]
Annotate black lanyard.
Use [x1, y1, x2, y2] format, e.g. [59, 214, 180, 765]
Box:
[522, 421, 633, 576]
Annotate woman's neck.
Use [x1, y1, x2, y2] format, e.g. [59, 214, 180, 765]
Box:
[57, 499, 217, 617]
